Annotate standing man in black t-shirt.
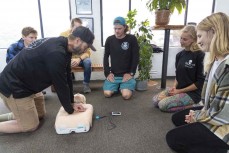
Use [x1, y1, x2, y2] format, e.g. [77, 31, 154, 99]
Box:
[0, 26, 96, 133]
[103, 16, 139, 100]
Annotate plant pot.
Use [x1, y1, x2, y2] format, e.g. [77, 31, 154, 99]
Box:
[136, 80, 148, 91]
[155, 10, 171, 25]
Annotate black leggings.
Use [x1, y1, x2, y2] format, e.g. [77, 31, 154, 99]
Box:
[166, 107, 229, 153]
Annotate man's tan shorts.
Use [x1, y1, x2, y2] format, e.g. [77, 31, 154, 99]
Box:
[0, 92, 46, 132]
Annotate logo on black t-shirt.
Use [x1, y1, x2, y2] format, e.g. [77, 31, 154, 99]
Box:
[121, 42, 129, 50]
[27, 38, 50, 50]
[185, 60, 195, 68]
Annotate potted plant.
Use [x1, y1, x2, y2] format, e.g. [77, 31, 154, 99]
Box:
[126, 9, 153, 91]
[146, 0, 186, 25]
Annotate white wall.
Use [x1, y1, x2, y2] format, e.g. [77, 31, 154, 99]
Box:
[0, 49, 7, 73]
[214, 0, 229, 15]
[70, 0, 102, 64]
[70, 0, 105, 80]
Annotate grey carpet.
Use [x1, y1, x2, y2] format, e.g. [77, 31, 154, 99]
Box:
[0, 80, 175, 153]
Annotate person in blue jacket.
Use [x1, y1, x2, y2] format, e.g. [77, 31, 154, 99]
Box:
[6, 26, 37, 63]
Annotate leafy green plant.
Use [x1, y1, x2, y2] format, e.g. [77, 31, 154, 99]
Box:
[126, 9, 153, 81]
[146, 0, 186, 14]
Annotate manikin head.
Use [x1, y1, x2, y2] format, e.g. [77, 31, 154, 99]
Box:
[74, 93, 86, 104]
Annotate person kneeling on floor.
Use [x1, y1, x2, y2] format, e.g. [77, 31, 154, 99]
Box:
[0, 26, 96, 133]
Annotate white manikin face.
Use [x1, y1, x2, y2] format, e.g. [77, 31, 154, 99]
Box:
[74, 93, 86, 104]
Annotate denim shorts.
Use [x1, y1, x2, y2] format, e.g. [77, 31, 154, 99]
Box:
[103, 77, 136, 92]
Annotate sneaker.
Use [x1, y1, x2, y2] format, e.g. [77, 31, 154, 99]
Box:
[83, 84, 91, 93]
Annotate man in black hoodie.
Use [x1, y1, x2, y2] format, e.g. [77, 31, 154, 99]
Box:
[0, 26, 96, 133]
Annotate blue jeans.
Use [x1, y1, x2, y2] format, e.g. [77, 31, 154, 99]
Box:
[79, 58, 91, 84]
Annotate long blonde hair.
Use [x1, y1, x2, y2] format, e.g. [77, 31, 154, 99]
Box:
[197, 12, 229, 72]
[181, 25, 200, 52]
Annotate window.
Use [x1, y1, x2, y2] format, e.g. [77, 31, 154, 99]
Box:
[0, 0, 40, 48]
[0, 0, 69, 49]
[186, 0, 214, 24]
[102, 0, 129, 46]
[131, 0, 185, 47]
[40, 0, 70, 37]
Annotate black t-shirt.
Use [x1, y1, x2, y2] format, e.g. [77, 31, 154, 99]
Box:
[175, 50, 205, 103]
[0, 36, 74, 114]
[103, 34, 139, 77]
